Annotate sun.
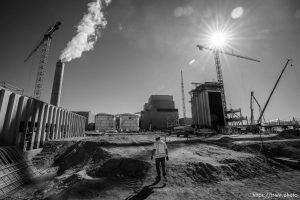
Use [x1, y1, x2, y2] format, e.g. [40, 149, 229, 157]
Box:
[198, 18, 237, 52]
[209, 31, 228, 49]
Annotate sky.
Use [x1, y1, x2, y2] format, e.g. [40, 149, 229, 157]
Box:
[0, 0, 300, 121]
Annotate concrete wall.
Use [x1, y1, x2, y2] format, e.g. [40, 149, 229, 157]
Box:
[0, 86, 86, 151]
[72, 111, 95, 130]
[191, 90, 211, 127]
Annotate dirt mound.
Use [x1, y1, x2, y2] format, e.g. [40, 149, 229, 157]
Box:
[89, 158, 151, 178]
[8, 139, 300, 200]
[185, 156, 288, 184]
[278, 130, 300, 139]
[229, 143, 257, 153]
[244, 141, 300, 160]
[54, 141, 111, 174]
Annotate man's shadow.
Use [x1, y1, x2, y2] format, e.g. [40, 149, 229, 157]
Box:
[125, 177, 166, 200]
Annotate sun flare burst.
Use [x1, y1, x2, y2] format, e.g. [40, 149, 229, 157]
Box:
[209, 31, 228, 48]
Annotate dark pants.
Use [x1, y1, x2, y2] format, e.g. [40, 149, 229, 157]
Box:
[155, 157, 166, 177]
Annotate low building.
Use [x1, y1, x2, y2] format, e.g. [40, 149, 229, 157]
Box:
[141, 95, 179, 130]
[118, 113, 139, 132]
[72, 111, 95, 130]
[95, 113, 115, 131]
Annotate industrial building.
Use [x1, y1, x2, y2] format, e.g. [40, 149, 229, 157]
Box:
[72, 111, 95, 130]
[50, 60, 65, 107]
[190, 82, 225, 128]
[95, 113, 115, 131]
[117, 113, 139, 132]
[141, 95, 179, 130]
[0, 59, 86, 196]
[0, 86, 86, 151]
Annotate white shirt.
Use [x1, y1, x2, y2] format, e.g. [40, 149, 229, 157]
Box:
[153, 140, 167, 158]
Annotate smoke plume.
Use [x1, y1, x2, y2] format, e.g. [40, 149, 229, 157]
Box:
[60, 0, 111, 62]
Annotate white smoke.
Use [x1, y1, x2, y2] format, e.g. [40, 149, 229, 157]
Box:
[60, 0, 111, 63]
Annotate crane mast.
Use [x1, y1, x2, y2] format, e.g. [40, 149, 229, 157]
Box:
[24, 21, 61, 100]
[214, 50, 227, 114]
[197, 44, 260, 124]
[33, 38, 51, 99]
[181, 70, 186, 125]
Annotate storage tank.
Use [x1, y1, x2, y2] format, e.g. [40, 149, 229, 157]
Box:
[95, 113, 115, 131]
[119, 114, 139, 132]
[190, 82, 225, 128]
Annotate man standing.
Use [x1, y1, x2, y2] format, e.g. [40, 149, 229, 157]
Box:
[151, 136, 169, 181]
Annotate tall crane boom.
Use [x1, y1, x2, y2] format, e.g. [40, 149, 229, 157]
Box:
[196, 45, 261, 62]
[196, 44, 260, 122]
[181, 70, 186, 125]
[24, 21, 62, 100]
[257, 59, 292, 124]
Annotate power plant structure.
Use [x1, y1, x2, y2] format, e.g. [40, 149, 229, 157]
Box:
[196, 45, 260, 126]
[140, 95, 179, 130]
[0, 85, 86, 150]
[0, 59, 84, 195]
[190, 82, 226, 128]
[50, 60, 65, 107]
[0, 6, 297, 197]
[226, 108, 247, 126]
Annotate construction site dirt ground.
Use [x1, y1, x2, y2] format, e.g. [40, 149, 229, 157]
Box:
[4, 131, 300, 200]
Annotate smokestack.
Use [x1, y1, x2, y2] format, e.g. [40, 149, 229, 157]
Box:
[50, 60, 65, 107]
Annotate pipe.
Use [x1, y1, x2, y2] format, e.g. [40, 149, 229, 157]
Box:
[50, 59, 65, 107]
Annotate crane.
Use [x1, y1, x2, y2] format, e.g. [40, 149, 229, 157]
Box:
[24, 21, 62, 100]
[250, 91, 265, 125]
[196, 44, 260, 120]
[181, 70, 186, 125]
[257, 59, 292, 124]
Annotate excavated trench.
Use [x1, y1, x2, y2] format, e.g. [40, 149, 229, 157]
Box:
[89, 158, 151, 178]
[4, 137, 299, 199]
[41, 140, 293, 185]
